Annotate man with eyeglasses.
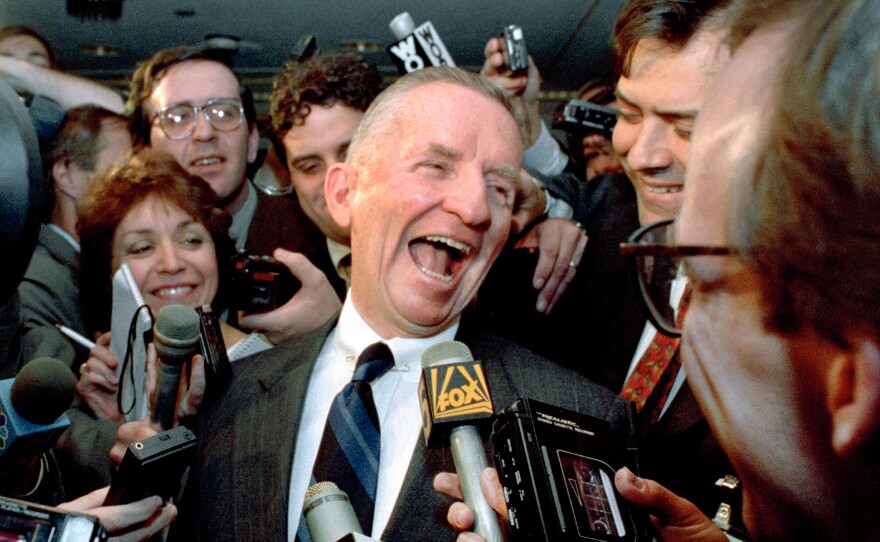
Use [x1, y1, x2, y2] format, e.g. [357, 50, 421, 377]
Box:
[128, 46, 342, 343]
[439, 0, 744, 533]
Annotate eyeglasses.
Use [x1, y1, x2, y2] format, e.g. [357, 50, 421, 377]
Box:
[619, 218, 731, 336]
[152, 98, 245, 140]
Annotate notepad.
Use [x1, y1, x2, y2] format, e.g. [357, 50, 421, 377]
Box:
[110, 264, 153, 421]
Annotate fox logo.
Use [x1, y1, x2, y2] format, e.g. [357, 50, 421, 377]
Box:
[428, 362, 493, 419]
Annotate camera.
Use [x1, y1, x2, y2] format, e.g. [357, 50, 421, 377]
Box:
[0, 496, 107, 541]
[230, 251, 301, 313]
[501, 25, 529, 74]
[553, 99, 619, 138]
[492, 398, 650, 542]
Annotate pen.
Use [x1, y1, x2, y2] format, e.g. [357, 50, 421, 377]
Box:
[54, 324, 97, 350]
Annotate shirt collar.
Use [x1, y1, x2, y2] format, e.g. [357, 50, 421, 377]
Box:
[334, 296, 460, 382]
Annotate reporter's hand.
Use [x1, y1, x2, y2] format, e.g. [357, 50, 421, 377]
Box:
[516, 219, 588, 314]
[109, 419, 159, 465]
[238, 248, 342, 345]
[77, 332, 123, 421]
[480, 37, 542, 146]
[144, 342, 206, 423]
[510, 170, 545, 236]
[615, 468, 728, 542]
[58, 486, 176, 542]
[433, 468, 507, 542]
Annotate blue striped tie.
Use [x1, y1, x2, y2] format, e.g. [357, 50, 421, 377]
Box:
[297, 342, 394, 541]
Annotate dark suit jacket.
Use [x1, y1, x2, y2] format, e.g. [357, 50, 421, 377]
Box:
[18, 225, 88, 370]
[245, 188, 348, 300]
[176, 316, 631, 541]
[475, 173, 645, 389]
[245, 187, 325, 258]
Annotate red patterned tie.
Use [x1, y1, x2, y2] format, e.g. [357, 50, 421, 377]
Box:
[620, 287, 692, 415]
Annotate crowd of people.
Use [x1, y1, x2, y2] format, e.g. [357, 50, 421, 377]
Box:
[0, 0, 877, 540]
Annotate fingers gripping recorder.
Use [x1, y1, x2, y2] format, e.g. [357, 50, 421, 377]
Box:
[419, 341, 503, 542]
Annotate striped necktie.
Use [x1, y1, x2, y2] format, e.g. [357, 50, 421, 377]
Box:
[297, 342, 394, 541]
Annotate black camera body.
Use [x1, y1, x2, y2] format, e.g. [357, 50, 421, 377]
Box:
[492, 398, 650, 542]
[230, 251, 301, 313]
[553, 99, 619, 138]
[501, 25, 529, 74]
[0, 496, 107, 541]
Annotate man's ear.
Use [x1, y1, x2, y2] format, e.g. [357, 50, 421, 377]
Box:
[52, 160, 77, 198]
[325, 163, 357, 230]
[827, 336, 880, 457]
[246, 125, 260, 165]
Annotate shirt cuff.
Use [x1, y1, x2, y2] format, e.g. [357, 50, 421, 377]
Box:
[523, 120, 569, 177]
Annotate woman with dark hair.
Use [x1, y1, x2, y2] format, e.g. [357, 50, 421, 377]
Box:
[75, 149, 270, 420]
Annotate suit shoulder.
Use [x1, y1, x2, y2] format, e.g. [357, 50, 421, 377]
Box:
[459, 329, 630, 433]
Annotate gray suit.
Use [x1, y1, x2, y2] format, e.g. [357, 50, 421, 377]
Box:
[176, 316, 631, 541]
[18, 225, 88, 370]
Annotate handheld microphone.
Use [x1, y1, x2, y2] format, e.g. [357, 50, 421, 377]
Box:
[419, 341, 502, 542]
[303, 482, 382, 542]
[0, 357, 76, 493]
[150, 304, 200, 431]
[387, 11, 456, 75]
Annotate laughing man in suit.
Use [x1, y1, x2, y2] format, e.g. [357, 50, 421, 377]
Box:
[174, 67, 630, 542]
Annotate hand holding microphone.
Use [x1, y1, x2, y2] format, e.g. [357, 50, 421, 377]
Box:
[148, 304, 201, 431]
[419, 341, 503, 542]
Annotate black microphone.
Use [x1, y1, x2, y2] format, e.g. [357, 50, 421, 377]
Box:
[386, 11, 456, 75]
[419, 341, 502, 542]
[150, 304, 200, 431]
[0, 357, 76, 494]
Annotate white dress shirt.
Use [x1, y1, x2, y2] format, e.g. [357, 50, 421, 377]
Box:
[287, 296, 459, 540]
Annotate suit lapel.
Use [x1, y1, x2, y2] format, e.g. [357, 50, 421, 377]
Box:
[229, 318, 337, 541]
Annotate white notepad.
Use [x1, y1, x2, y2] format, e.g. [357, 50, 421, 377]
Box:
[110, 264, 153, 421]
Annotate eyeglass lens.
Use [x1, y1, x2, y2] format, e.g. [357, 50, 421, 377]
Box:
[636, 222, 683, 332]
[158, 100, 243, 139]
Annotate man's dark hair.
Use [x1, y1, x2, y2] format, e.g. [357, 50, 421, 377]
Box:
[44, 105, 128, 174]
[612, 0, 732, 76]
[128, 46, 256, 147]
[269, 52, 383, 143]
[0, 25, 56, 68]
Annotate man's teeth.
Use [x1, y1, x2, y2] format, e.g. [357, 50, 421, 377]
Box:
[646, 185, 682, 194]
[154, 286, 193, 298]
[193, 157, 221, 166]
[419, 267, 453, 282]
[425, 235, 471, 256]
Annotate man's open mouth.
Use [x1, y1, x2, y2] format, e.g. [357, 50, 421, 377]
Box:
[408, 235, 472, 282]
[192, 156, 223, 167]
[645, 184, 683, 194]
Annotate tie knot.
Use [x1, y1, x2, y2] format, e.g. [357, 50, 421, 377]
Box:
[353, 342, 394, 382]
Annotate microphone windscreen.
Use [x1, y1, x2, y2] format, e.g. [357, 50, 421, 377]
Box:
[10, 357, 77, 425]
[421, 340, 474, 367]
[154, 304, 200, 349]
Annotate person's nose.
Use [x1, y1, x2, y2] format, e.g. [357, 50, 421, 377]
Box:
[442, 167, 492, 230]
[619, 118, 674, 173]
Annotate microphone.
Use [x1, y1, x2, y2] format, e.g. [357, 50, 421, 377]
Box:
[387, 11, 456, 75]
[0, 357, 76, 493]
[303, 482, 381, 542]
[419, 341, 502, 542]
[150, 304, 200, 431]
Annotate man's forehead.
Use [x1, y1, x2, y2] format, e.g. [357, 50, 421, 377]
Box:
[150, 59, 240, 106]
[678, 26, 789, 247]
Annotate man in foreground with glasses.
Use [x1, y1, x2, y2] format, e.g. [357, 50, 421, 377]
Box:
[445, 0, 880, 540]
[128, 46, 342, 343]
